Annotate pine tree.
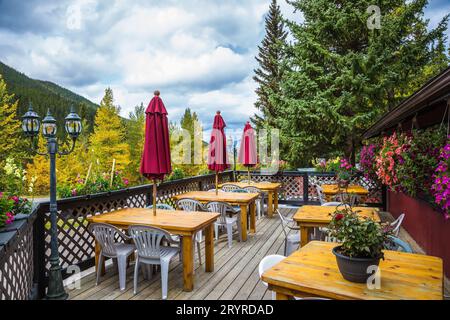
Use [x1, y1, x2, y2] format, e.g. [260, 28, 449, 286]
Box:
[273, 0, 449, 166]
[89, 88, 130, 174]
[252, 0, 288, 128]
[126, 103, 146, 184]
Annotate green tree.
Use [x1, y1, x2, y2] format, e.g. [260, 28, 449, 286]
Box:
[271, 0, 449, 166]
[252, 0, 288, 128]
[126, 103, 146, 184]
[89, 88, 130, 174]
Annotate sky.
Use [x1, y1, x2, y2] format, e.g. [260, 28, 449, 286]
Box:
[0, 0, 449, 138]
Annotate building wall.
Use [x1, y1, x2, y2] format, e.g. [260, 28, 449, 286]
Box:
[388, 190, 450, 278]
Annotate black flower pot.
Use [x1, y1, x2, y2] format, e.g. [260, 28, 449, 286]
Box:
[332, 246, 381, 283]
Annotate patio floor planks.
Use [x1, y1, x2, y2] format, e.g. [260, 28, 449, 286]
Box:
[66, 207, 297, 300]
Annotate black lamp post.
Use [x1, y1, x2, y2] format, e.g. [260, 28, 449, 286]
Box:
[22, 103, 82, 300]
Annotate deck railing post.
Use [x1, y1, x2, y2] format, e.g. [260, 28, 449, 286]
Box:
[303, 173, 309, 204]
[32, 205, 47, 299]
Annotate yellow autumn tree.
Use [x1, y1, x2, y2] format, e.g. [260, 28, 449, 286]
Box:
[26, 137, 50, 195]
[89, 88, 130, 174]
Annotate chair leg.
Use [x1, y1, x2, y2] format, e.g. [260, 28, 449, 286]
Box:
[160, 261, 169, 300]
[226, 224, 233, 248]
[196, 241, 202, 265]
[133, 257, 140, 294]
[284, 240, 288, 256]
[214, 224, 219, 241]
[117, 255, 128, 291]
[96, 254, 104, 286]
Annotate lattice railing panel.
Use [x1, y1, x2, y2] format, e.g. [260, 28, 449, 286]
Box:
[0, 225, 34, 300]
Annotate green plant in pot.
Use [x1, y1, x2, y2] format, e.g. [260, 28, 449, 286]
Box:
[327, 204, 392, 283]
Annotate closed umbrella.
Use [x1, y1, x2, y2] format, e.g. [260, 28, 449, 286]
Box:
[140, 91, 172, 215]
[238, 121, 258, 182]
[207, 111, 230, 194]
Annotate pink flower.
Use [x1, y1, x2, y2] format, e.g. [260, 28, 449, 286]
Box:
[11, 196, 19, 204]
[123, 178, 129, 186]
[71, 189, 77, 196]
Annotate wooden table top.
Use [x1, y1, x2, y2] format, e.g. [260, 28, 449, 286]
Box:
[262, 241, 443, 300]
[219, 181, 282, 191]
[173, 191, 259, 204]
[321, 184, 369, 195]
[87, 208, 219, 234]
[293, 205, 380, 224]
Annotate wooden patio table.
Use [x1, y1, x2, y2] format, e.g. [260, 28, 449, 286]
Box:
[262, 241, 443, 300]
[219, 181, 282, 218]
[321, 184, 369, 202]
[87, 208, 219, 292]
[293, 205, 380, 247]
[173, 191, 259, 241]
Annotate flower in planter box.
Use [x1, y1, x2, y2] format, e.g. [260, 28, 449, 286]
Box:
[431, 136, 450, 219]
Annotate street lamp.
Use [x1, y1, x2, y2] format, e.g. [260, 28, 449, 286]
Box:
[22, 103, 82, 300]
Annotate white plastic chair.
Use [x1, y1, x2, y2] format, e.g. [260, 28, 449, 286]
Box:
[206, 201, 242, 248]
[385, 235, 412, 253]
[129, 225, 180, 299]
[276, 209, 300, 256]
[221, 184, 241, 192]
[244, 186, 263, 219]
[176, 199, 204, 264]
[88, 223, 135, 291]
[390, 213, 405, 237]
[258, 254, 286, 300]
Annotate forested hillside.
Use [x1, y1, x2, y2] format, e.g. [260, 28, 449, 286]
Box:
[0, 61, 98, 134]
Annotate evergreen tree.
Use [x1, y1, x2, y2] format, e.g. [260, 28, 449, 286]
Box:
[126, 103, 146, 183]
[252, 0, 288, 128]
[89, 88, 130, 174]
[272, 0, 449, 166]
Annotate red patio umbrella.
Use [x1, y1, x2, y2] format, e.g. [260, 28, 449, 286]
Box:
[140, 90, 172, 215]
[207, 111, 230, 194]
[238, 121, 258, 182]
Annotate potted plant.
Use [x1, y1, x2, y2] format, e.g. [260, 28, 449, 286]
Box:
[0, 192, 14, 229]
[327, 204, 392, 283]
[336, 158, 355, 189]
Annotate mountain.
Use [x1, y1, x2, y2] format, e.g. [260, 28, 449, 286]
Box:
[0, 61, 98, 134]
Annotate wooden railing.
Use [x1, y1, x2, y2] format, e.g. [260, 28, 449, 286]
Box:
[0, 170, 384, 299]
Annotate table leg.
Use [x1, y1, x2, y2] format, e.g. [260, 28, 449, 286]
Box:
[204, 224, 214, 272]
[94, 240, 105, 276]
[274, 190, 279, 211]
[276, 292, 290, 300]
[249, 201, 256, 234]
[300, 226, 309, 248]
[240, 204, 248, 241]
[268, 191, 274, 218]
[182, 234, 194, 291]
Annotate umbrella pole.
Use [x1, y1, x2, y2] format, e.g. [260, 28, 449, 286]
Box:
[152, 179, 157, 216]
[247, 167, 251, 184]
[215, 172, 219, 195]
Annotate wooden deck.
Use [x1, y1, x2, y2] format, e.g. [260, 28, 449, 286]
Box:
[66, 207, 297, 300]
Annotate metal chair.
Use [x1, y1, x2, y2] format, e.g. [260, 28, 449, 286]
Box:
[336, 193, 359, 206]
[88, 223, 136, 291]
[129, 225, 180, 299]
[176, 199, 204, 264]
[207, 189, 225, 193]
[231, 188, 249, 193]
[147, 203, 175, 210]
[276, 209, 300, 256]
[244, 186, 263, 219]
[221, 184, 241, 192]
[315, 184, 326, 205]
[390, 213, 405, 237]
[385, 235, 413, 253]
[206, 201, 242, 248]
[239, 179, 254, 183]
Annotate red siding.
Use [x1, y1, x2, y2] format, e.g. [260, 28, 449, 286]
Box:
[388, 191, 450, 277]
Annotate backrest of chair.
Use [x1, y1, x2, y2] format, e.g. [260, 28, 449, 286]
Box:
[240, 179, 253, 183]
[386, 236, 412, 253]
[336, 193, 358, 206]
[276, 209, 290, 237]
[177, 198, 203, 212]
[129, 225, 170, 259]
[315, 185, 324, 204]
[147, 203, 175, 210]
[258, 255, 285, 286]
[208, 189, 225, 193]
[88, 223, 122, 256]
[231, 188, 249, 193]
[206, 201, 229, 224]
[221, 184, 241, 192]
[391, 213, 405, 237]
[244, 186, 261, 195]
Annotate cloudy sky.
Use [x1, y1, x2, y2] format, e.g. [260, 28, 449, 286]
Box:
[0, 0, 448, 136]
